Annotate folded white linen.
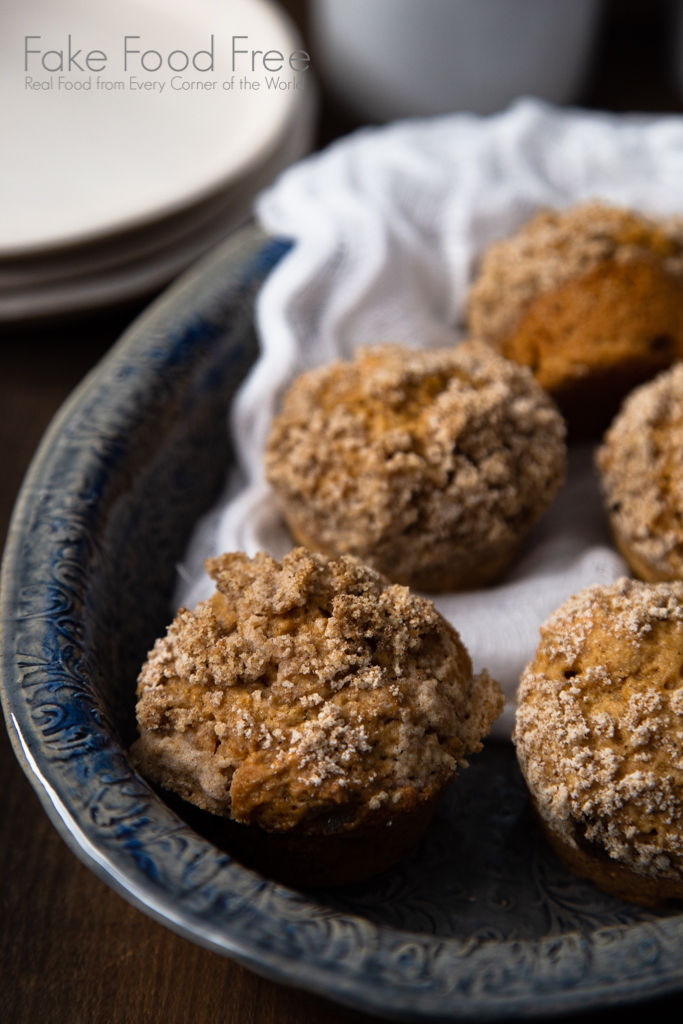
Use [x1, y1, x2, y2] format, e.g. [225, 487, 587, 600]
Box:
[176, 97, 683, 736]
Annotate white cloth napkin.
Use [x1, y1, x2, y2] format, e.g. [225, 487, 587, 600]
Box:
[176, 97, 683, 737]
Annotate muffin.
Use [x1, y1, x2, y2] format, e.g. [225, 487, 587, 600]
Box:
[597, 363, 683, 583]
[468, 202, 683, 434]
[515, 578, 683, 905]
[132, 547, 503, 887]
[265, 342, 566, 592]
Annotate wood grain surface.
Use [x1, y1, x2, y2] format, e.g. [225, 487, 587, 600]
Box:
[2, 2, 683, 1022]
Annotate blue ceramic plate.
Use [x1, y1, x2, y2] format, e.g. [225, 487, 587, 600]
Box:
[2, 224, 683, 1021]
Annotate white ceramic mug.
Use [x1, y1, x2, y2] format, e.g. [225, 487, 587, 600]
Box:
[310, 0, 604, 121]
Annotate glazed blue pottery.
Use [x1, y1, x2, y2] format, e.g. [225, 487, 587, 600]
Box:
[2, 224, 683, 1021]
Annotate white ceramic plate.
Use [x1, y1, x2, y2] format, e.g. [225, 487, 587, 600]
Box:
[0, 0, 306, 256]
[0, 84, 313, 320]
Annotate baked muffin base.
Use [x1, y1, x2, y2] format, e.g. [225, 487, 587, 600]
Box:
[612, 533, 682, 584]
[533, 802, 683, 908]
[287, 523, 523, 593]
[159, 784, 443, 888]
[500, 257, 683, 438]
[549, 360, 680, 441]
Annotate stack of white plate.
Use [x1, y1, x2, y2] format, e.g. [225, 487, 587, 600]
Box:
[0, 0, 315, 322]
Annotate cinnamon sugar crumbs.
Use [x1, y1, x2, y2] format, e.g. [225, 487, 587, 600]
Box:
[597, 363, 683, 579]
[132, 548, 503, 833]
[515, 578, 683, 878]
[468, 202, 683, 345]
[265, 341, 566, 591]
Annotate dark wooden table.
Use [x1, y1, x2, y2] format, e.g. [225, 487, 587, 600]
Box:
[3, 2, 683, 1021]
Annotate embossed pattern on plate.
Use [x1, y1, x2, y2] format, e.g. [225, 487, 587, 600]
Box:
[325, 744, 674, 941]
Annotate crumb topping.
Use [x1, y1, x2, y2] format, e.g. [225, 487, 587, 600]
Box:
[597, 363, 683, 578]
[132, 548, 503, 833]
[265, 342, 566, 587]
[515, 578, 683, 878]
[469, 202, 683, 345]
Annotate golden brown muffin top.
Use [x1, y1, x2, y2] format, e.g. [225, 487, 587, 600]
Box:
[469, 202, 683, 345]
[597, 363, 683, 579]
[133, 548, 503, 833]
[515, 578, 683, 878]
[264, 342, 566, 584]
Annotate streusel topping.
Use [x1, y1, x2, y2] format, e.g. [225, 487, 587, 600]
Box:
[597, 363, 683, 578]
[515, 578, 683, 877]
[265, 342, 566, 588]
[132, 548, 503, 832]
[469, 203, 683, 344]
